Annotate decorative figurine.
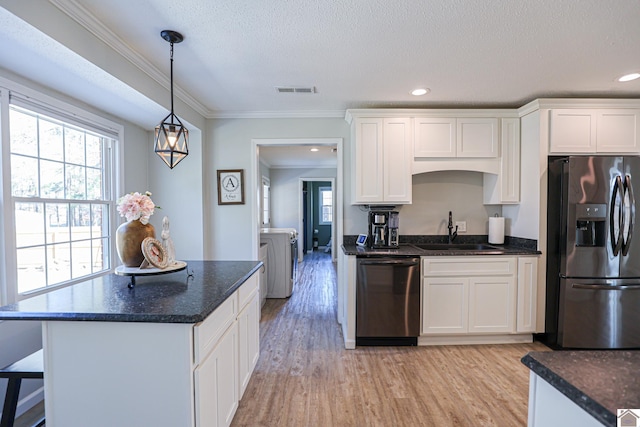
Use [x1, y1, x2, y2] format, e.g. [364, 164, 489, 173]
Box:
[161, 216, 176, 264]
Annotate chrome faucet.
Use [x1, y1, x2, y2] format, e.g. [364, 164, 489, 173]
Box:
[447, 211, 458, 243]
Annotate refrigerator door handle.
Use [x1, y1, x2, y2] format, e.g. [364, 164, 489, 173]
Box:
[622, 174, 634, 256]
[572, 283, 640, 290]
[611, 175, 624, 256]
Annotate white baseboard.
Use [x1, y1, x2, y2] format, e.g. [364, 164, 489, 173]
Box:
[418, 334, 533, 346]
[12, 385, 44, 420]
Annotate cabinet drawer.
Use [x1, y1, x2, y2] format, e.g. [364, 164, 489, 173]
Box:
[193, 292, 238, 364]
[422, 256, 516, 276]
[238, 273, 259, 309]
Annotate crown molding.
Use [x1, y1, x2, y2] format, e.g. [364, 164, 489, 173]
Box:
[208, 110, 346, 119]
[49, 0, 209, 118]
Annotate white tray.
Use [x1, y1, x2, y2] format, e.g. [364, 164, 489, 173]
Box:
[115, 261, 187, 277]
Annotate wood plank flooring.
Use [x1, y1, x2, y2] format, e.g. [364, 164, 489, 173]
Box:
[231, 251, 550, 427]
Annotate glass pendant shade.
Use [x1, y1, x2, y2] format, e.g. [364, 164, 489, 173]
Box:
[154, 112, 189, 169]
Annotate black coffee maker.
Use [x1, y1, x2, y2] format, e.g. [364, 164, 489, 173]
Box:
[368, 210, 399, 248]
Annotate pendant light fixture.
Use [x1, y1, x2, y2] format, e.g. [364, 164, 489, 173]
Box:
[154, 30, 189, 169]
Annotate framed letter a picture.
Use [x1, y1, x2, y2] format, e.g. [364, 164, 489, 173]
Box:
[217, 169, 245, 205]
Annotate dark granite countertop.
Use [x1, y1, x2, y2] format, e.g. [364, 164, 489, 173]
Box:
[341, 243, 540, 257]
[0, 260, 262, 324]
[522, 350, 640, 426]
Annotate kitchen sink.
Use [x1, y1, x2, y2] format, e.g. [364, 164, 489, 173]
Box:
[412, 243, 503, 252]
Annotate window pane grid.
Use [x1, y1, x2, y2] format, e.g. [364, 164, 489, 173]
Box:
[10, 104, 114, 295]
[319, 187, 333, 225]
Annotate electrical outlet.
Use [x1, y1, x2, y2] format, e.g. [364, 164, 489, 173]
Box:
[455, 221, 467, 233]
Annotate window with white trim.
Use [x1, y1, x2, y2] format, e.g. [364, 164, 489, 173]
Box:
[261, 177, 270, 226]
[319, 186, 332, 225]
[3, 89, 118, 300]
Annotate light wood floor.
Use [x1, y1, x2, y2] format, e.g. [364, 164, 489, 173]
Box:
[231, 251, 550, 427]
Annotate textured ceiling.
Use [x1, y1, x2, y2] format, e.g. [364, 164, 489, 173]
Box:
[27, 0, 640, 119]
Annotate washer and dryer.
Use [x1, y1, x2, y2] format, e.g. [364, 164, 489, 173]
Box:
[259, 228, 298, 298]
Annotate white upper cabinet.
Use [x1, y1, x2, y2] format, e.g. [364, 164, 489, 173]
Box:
[549, 109, 640, 154]
[457, 118, 499, 157]
[414, 117, 456, 157]
[347, 109, 517, 206]
[414, 117, 498, 158]
[351, 117, 412, 204]
[483, 118, 521, 204]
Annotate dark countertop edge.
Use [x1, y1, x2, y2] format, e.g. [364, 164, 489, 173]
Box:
[341, 243, 541, 257]
[521, 353, 614, 426]
[191, 262, 263, 323]
[0, 262, 263, 324]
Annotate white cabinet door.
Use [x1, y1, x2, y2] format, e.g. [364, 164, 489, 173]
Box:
[483, 117, 521, 204]
[549, 109, 640, 154]
[468, 276, 515, 333]
[596, 109, 640, 153]
[422, 277, 468, 334]
[549, 109, 596, 153]
[457, 118, 499, 157]
[353, 118, 384, 203]
[352, 117, 412, 204]
[414, 117, 456, 157]
[517, 257, 538, 333]
[414, 117, 498, 158]
[237, 290, 260, 399]
[383, 117, 412, 203]
[195, 322, 239, 427]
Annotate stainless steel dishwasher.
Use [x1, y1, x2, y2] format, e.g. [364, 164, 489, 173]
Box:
[356, 257, 420, 346]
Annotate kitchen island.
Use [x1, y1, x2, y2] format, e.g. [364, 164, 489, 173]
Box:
[522, 350, 640, 426]
[0, 260, 262, 427]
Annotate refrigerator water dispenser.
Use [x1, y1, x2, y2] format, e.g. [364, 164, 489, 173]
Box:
[575, 203, 606, 247]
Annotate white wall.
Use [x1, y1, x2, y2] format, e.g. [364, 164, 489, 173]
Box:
[147, 128, 205, 260]
[205, 118, 350, 260]
[270, 168, 337, 229]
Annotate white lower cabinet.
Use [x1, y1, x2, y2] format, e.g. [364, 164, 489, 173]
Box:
[421, 256, 535, 339]
[238, 289, 260, 399]
[422, 277, 468, 334]
[517, 256, 538, 333]
[468, 276, 515, 333]
[195, 321, 239, 427]
[195, 273, 260, 427]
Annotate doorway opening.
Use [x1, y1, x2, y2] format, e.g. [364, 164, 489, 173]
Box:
[300, 178, 335, 260]
[250, 138, 343, 264]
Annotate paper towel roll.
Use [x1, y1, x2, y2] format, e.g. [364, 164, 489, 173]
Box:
[488, 216, 505, 244]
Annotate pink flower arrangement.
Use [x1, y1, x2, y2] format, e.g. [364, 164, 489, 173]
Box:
[117, 191, 156, 225]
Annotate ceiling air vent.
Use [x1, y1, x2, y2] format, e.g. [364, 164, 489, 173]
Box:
[275, 86, 316, 94]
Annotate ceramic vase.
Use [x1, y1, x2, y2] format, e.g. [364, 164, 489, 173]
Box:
[116, 220, 156, 267]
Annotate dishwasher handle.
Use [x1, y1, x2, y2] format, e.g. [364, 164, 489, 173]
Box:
[358, 259, 420, 266]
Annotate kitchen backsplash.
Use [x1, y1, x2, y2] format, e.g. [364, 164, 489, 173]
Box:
[395, 170, 501, 235]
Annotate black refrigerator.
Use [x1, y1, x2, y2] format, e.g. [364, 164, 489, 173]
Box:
[546, 156, 640, 349]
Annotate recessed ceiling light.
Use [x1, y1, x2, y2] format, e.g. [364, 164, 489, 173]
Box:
[310, 148, 319, 152]
[618, 73, 640, 82]
[411, 88, 430, 96]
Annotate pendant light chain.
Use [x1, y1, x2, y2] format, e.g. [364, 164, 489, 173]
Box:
[169, 40, 175, 117]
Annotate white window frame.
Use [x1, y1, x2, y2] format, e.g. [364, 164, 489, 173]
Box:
[0, 77, 124, 305]
[318, 186, 332, 225]
[261, 176, 270, 227]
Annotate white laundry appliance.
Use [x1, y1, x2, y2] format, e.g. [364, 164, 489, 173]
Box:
[260, 228, 298, 298]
